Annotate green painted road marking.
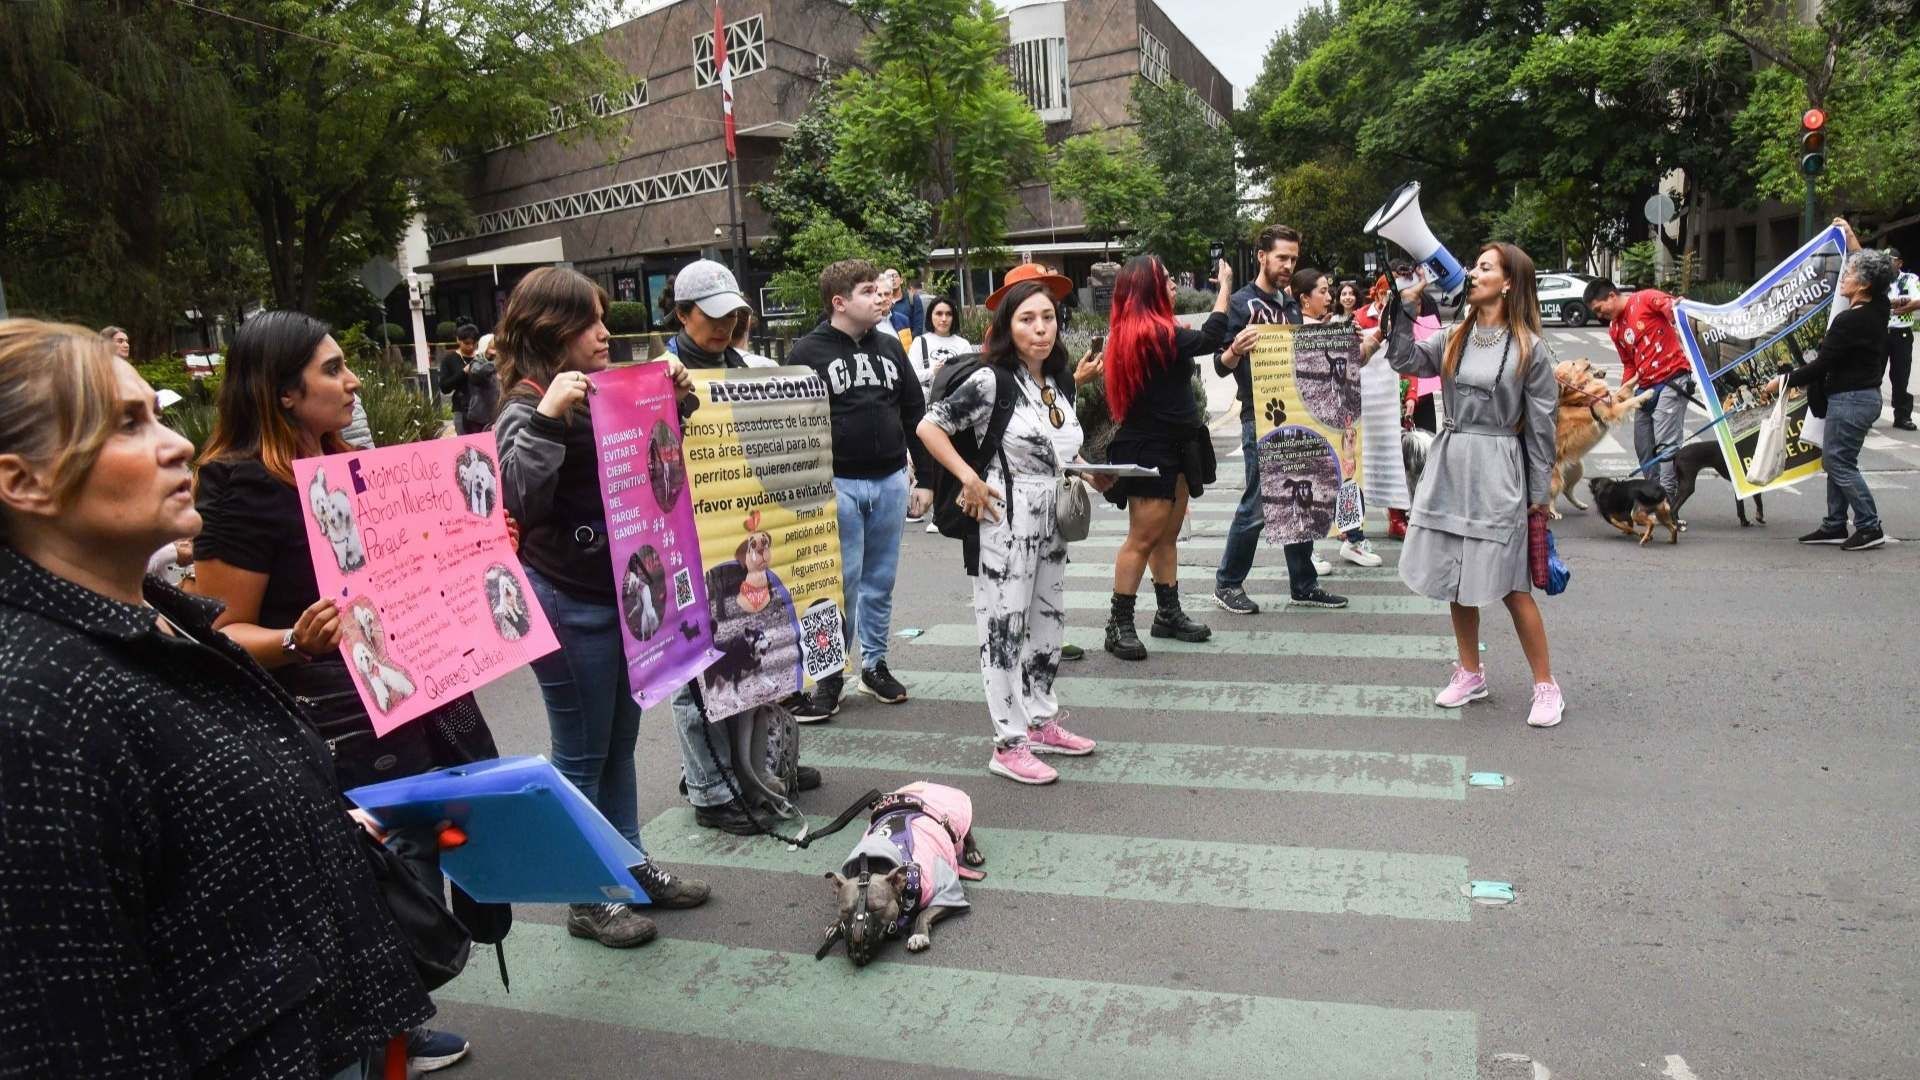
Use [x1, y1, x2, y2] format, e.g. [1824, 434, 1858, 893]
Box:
[1063, 561, 1404, 582]
[437, 924, 1478, 1079]
[643, 807, 1470, 922]
[1073, 537, 1399, 557]
[895, 669, 1447, 721]
[795, 726, 1466, 799]
[901, 623, 1454, 660]
[1062, 590, 1444, 615]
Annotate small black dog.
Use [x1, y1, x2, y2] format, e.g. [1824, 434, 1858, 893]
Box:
[1671, 441, 1765, 527]
[1588, 477, 1680, 545]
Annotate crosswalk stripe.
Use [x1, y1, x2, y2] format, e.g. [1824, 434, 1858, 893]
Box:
[1063, 562, 1404, 583]
[901, 623, 1455, 660]
[642, 807, 1471, 921]
[1073, 537, 1400, 558]
[435, 924, 1479, 1079]
[797, 726, 1467, 799]
[894, 669, 1447, 721]
[1061, 590, 1444, 616]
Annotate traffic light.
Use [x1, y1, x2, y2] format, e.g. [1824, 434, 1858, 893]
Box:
[1800, 108, 1827, 177]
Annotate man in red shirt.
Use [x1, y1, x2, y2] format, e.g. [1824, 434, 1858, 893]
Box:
[1584, 280, 1697, 501]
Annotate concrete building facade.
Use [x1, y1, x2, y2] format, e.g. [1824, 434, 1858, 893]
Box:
[419, 0, 1232, 331]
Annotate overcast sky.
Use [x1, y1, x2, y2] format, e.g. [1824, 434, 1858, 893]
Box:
[1155, 0, 1313, 107]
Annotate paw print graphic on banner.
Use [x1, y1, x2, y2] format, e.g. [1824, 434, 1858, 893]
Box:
[1264, 398, 1288, 426]
[798, 599, 847, 681]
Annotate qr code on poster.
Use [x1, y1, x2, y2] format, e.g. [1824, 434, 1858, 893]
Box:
[798, 600, 847, 681]
[672, 567, 694, 611]
[1335, 480, 1364, 532]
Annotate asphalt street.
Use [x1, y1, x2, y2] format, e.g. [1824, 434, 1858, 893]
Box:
[437, 326, 1920, 1079]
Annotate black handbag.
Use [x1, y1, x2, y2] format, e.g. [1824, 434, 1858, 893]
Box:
[358, 830, 471, 992]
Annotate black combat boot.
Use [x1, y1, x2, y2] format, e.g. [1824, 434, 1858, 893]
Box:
[1151, 582, 1213, 642]
[1104, 591, 1147, 661]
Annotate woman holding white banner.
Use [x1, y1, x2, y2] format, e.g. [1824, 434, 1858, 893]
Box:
[493, 266, 712, 948]
[1385, 243, 1564, 729]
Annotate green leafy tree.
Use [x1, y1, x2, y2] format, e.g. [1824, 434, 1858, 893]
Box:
[1265, 152, 1387, 272]
[753, 85, 933, 275]
[767, 213, 912, 326]
[830, 0, 1047, 305]
[1050, 131, 1162, 258]
[1129, 78, 1238, 275]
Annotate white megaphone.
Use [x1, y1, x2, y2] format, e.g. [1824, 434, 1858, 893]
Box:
[1363, 181, 1465, 305]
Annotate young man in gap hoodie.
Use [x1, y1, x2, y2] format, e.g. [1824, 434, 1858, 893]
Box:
[786, 259, 935, 720]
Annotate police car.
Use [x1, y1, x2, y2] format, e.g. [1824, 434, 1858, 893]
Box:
[1536, 272, 1604, 327]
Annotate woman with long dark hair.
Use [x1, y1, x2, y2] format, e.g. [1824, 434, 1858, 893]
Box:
[916, 280, 1112, 785]
[492, 266, 710, 947]
[1, 319, 432, 1079]
[191, 311, 484, 1069]
[1386, 243, 1563, 727]
[1098, 255, 1231, 660]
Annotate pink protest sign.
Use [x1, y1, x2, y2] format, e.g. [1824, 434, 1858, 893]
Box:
[293, 436, 559, 735]
[588, 363, 718, 707]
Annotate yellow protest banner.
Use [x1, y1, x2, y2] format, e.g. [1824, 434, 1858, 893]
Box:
[681, 367, 846, 717]
[1248, 323, 1365, 542]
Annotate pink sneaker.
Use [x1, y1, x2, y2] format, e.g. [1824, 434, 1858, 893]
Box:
[1435, 663, 1489, 708]
[988, 742, 1059, 785]
[1027, 713, 1096, 756]
[1527, 681, 1564, 728]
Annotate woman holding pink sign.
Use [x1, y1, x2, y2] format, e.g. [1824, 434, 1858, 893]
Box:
[493, 266, 713, 949]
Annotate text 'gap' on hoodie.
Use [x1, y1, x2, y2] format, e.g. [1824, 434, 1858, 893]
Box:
[787, 319, 934, 482]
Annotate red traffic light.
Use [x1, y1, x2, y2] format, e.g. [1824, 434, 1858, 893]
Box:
[1802, 108, 1826, 130]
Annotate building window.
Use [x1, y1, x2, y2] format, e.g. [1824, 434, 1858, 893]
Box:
[694, 15, 766, 88]
[1010, 36, 1071, 122]
[1138, 25, 1170, 87]
[427, 162, 732, 244]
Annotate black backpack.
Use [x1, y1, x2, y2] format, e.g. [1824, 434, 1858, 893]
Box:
[926, 354, 1017, 543]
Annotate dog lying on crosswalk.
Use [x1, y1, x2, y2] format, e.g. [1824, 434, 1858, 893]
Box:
[819, 782, 986, 966]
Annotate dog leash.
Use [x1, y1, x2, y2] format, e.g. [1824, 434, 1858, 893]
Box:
[688, 681, 880, 849]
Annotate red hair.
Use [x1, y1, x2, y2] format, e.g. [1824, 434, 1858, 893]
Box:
[1103, 256, 1177, 425]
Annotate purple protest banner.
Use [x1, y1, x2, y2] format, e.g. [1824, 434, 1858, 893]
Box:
[589, 362, 719, 706]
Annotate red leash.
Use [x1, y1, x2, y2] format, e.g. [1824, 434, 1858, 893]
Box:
[384, 1034, 409, 1080]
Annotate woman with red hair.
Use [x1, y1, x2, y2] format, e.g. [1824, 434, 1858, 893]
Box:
[1099, 255, 1232, 660]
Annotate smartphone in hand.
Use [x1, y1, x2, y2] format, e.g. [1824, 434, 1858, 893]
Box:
[1090, 333, 1106, 358]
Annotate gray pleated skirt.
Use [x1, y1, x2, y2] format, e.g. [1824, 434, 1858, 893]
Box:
[1399, 522, 1531, 607]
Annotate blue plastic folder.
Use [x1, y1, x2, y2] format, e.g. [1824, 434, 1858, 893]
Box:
[347, 756, 650, 905]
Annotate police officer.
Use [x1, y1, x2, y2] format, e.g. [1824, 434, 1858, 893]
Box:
[1887, 248, 1920, 431]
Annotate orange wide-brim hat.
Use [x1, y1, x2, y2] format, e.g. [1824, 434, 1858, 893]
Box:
[984, 263, 1074, 311]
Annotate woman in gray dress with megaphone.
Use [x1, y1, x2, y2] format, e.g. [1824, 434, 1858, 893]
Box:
[1381, 242, 1565, 728]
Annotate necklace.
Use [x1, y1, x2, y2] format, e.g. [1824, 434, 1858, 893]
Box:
[1470, 323, 1507, 348]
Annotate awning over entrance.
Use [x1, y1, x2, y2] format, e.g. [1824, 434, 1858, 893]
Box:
[415, 236, 566, 283]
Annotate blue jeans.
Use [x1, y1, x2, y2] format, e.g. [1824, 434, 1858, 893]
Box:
[524, 565, 646, 855]
[672, 685, 732, 809]
[1821, 389, 1881, 532]
[1216, 419, 1320, 597]
[835, 469, 909, 672]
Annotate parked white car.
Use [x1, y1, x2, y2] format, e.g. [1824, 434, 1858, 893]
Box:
[1537, 272, 1605, 327]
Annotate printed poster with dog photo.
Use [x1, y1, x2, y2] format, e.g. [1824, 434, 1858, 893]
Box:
[1249, 323, 1366, 543]
[293, 436, 560, 735]
[1677, 224, 1846, 498]
[681, 367, 846, 719]
[587, 362, 720, 708]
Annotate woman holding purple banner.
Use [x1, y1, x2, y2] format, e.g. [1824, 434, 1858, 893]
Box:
[493, 266, 711, 949]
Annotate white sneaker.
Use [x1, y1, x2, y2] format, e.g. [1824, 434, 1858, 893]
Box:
[925, 522, 939, 534]
[1311, 553, 1332, 575]
[1340, 539, 1383, 567]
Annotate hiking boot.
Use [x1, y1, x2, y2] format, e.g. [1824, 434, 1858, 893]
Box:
[694, 799, 761, 836]
[796, 764, 822, 791]
[1798, 525, 1848, 545]
[1213, 585, 1260, 615]
[1527, 681, 1565, 728]
[858, 661, 908, 703]
[1027, 713, 1096, 756]
[1435, 663, 1489, 708]
[567, 902, 656, 948]
[1340, 539, 1383, 567]
[1104, 592, 1147, 660]
[405, 1029, 470, 1073]
[1842, 525, 1886, 551]
[1060, 643, 1085, 662]
[632, 861, 710, 908]
[1287, 588, 1348, 609]
[988, 742, 1058, 785]
[1151, 583, 1212, 642]
[788, 677, 841, 723]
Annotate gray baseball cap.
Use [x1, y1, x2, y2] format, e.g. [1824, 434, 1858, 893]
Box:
[673, 259, 751, 318]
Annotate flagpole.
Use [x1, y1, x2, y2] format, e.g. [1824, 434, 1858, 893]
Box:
[716, 3, 748, 289]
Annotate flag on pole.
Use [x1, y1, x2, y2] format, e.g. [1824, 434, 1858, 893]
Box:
[716, 3, 736, 158]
